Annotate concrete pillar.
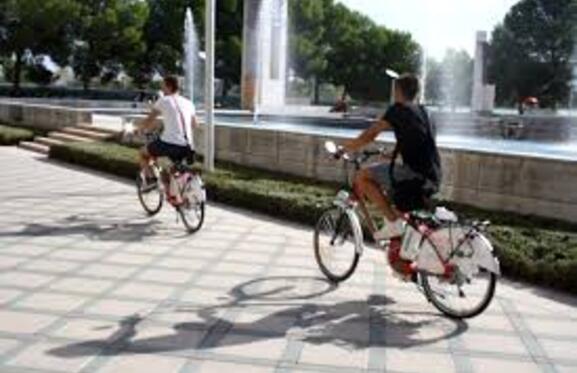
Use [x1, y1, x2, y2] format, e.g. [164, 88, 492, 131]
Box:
[471, 31, 496, 112]
[204, 0, 215, 171]
[241, 0, 288, 111]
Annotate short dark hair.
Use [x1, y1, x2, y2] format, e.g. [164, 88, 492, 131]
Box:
[163, 75, 179, 93]
[396, 73, 419, 101]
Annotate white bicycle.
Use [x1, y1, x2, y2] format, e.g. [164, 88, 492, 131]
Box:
[133, 130, 206, 234]
[314, 141, 501, 319]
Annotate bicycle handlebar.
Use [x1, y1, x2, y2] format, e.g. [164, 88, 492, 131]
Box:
[324, 141, 384, 166]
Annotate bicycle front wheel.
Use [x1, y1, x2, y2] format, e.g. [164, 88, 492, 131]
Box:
[314, 208, 360, 283]
[136, 171, 163, 216]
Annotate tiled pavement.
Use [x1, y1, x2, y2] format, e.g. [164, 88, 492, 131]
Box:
[0, 147, 576, 373]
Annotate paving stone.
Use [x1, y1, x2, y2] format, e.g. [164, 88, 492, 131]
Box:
[469, 357, 542, 373]
[0, 148, 576, 373]
[0, 310, 57, 334]
[97, 354, 187, 373]
[15, 292, 88, 312]
[5, 341, 96, 372]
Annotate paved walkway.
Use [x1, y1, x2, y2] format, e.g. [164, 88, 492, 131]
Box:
[0, 147, 576, 373]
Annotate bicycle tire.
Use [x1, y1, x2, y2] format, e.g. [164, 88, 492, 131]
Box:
[136, 172, 163, 216]
[421, 269, 497, 319]
[314, 208, 360, 283]
[179, 201, 205, 233]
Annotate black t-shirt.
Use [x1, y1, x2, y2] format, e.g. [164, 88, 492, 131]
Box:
[383, 103, 441, 186]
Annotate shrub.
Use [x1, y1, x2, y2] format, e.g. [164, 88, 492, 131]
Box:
[0, 124, 34, 145]
[49, 142, 333, 226]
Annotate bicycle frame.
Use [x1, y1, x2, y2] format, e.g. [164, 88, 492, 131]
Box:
[328, 146, 500, 278]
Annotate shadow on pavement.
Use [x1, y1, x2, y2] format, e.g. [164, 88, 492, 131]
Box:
[0, 214, 162, 242]
[49, 276, 468, 358]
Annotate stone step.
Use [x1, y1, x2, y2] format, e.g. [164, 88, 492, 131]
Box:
[35, 136, 64, 147]
[61, 127, 113, 141]
[76, 123, 120, 135]
[19, 141, 49, 155]
[48, 132, 95, 143]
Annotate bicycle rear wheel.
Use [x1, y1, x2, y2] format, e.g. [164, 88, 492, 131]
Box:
[421, 267, 497, 319]
[136, 170, 163, 216]
[314, 208, 360, 283]
[178, 175, 206, 233]
[179, 202, 205, 233]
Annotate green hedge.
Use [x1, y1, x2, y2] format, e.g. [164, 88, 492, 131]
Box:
[49, 142, 333, 225]
[48, 141, 577, 294]
[0, 124, 34, 145]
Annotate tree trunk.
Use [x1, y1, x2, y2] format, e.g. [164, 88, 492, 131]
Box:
[313, 76, 321, 105]
[11, 51, 23, 95]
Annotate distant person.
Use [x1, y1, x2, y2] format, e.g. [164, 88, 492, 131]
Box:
[330, 93, 350, 113]
[340, 74, 441, 240]
[137, 75, 198, 185]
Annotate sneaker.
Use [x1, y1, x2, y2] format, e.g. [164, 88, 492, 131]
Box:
[374, 218, 405, 241]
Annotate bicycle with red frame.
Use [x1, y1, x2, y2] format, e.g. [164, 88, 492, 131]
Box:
[314, 141, 500, 319]
[135, 130, 206, 233]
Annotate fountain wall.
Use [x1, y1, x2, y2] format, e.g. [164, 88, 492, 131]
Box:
[1, 100, 576, 223]
[194, 124, 577, 223]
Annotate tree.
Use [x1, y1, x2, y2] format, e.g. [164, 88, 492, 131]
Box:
[138, 0, 204, 87]
[489, 0, 577, 107]
[323, 4, 421, 102]
[289, 0, 332, 104]
[0, 0, 78, 92]
[73, 0, 149, 90]
[215, 0, 243, 99]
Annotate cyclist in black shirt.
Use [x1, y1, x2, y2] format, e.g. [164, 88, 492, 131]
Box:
[343, 74, 441, 240]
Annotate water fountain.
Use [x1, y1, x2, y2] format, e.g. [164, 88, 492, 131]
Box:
[252, 0, 267, 124]
[183, 8, 199, 103]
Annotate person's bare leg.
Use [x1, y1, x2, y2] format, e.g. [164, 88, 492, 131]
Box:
[354, 169, 398, 221]
[139, 147, 153, 178]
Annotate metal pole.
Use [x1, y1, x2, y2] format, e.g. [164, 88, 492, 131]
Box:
[204, 0, 215, 171]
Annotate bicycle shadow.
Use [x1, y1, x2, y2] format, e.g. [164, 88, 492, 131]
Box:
[48, 276, 468, 358]
[0, 213, 162, 242]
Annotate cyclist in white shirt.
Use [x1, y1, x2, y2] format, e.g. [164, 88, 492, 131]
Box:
[137, 76, 198, 182]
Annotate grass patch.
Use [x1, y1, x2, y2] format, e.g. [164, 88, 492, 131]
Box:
[0, 124, 35, 145]
[48, 141, 577, 294]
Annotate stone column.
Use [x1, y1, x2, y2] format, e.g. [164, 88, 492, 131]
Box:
[471, 31, 496, 112]
[241, 0, 288, 111]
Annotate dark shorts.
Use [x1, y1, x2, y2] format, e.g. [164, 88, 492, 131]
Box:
[368, 162, 422, 194]
[147, 139, 195, 163]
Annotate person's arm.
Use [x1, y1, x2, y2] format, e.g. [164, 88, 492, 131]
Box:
[137, 108, 161, 133]
[343, 118, 392, 153]
[191, 115, 199, 129]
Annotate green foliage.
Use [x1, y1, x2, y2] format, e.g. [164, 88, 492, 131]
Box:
[0, 0, 79, 91]
[323, 4, 421, 101]
[73, 0, 149, 90]
[489, 0, 577, 107]
[0, 124, 34, 145]
[25, 58, 55, 86]
[289, 1, 421, 103]
[48, 140, 577, 294]
[49, 141, 333, 225]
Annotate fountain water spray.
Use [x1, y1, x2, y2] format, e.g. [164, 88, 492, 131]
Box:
[253, 0, 270, 124]
[184, 8, 199, 103]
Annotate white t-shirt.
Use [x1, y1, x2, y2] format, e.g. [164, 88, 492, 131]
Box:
[153, 94, 195, 149]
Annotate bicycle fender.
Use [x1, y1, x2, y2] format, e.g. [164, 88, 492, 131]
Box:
[345, 208, 364, 256]
[469, 234, 501, 275]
